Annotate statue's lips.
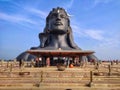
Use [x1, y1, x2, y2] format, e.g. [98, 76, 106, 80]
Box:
[54, 22, 63, 26]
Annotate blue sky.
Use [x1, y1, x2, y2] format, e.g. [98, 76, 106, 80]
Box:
[0, 0, 120, 60]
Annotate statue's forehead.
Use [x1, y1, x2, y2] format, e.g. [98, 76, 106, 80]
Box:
[51, 9, 67, 15]
[47, 8, 69, 19]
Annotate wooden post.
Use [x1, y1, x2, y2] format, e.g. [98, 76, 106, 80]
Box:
[99, 60, 102, 64]
[116, 60, 119, 65]
[88, 71, 94, 87]
[40, 71, 43, 82]
[13, 59, 17, 67]
[95, 62, 99, 70]
[90, 71, 93, 82]
[31, 59, 35, 67]
[9, 63, 13, 77]
[36, 71, 43, 87]
[7, 61, 9, 68]
[111, 61, 114, 65]
[108, 65, 111, 76]
[19, 59, 25, 73]
[0, 60, 4, 67]
[10, 63, 12, 72]
[21, 59, 24, 68]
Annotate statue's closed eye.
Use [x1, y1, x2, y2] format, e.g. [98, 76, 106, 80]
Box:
[60, 14, 66, 18]
[51, 13, 57, 18]
[51, 13, 66, 19]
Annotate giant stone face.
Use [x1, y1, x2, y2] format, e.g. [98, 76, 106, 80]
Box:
[48, 9, 69, 34]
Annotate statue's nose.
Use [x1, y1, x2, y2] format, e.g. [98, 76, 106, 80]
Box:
[56, 14, 61, 20]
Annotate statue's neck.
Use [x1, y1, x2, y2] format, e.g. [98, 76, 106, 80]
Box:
[50, 33, 67, 42]
[48, 33, 68, 48]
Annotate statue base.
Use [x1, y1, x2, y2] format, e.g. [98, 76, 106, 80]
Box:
[26, 50, 94, 57]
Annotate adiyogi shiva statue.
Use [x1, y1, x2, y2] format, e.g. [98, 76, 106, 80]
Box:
[17, 7, 98, 62]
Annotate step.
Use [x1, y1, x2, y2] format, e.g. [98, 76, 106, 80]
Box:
[0, 86, 119, 90]
[41, 83, 87, 87]
[93, 83, 120, 87]
[0, 83, 34, 87]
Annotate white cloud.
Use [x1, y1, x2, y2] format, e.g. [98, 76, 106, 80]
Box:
[93, 0, 113, 6]
[63, 0, 74, 9]
[84, 30, 104, 40]
[92, 33, 120, 60]
[66, 0, 74, 9]
[0, 0, 11, 2]
[95, 47, 120, 60]
[72, 24, 120, 60]
[26, 8, 48, 19]
[98, 35, 120, 48]
[95, 38, 120, 60]
[72, 24, 104, 41]
[72, 25, 84, 37]
[0, 12, 37, 24]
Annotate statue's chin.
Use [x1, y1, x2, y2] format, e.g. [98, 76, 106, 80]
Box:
[50, 29, 67, 34]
